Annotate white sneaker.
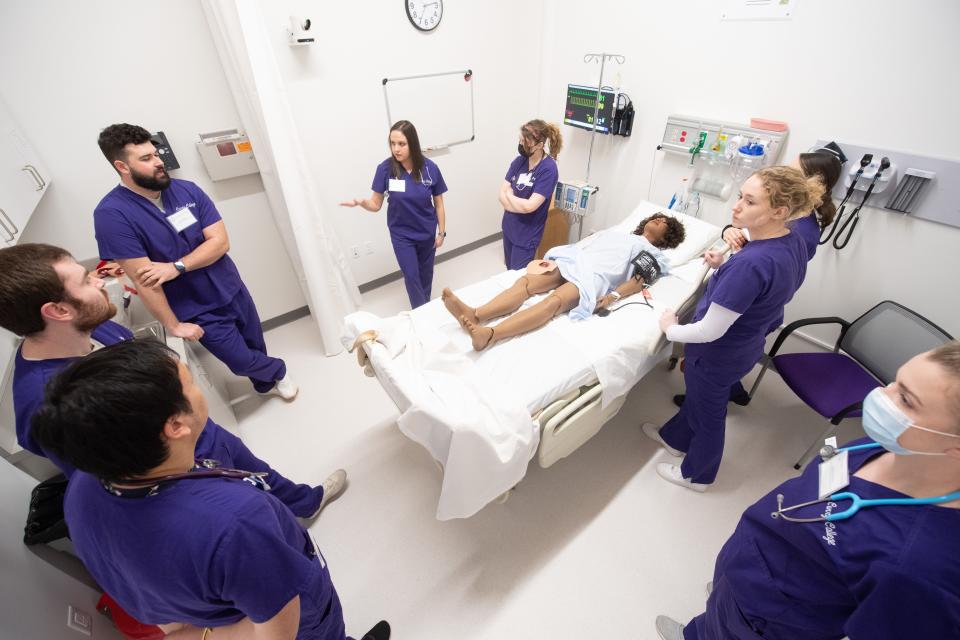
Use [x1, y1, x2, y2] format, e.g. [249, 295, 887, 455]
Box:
[259, 376, 299, 401]
[655, 615, 685, 640]
[642, 423, 683, 457]
[306, 469, 347, 519]
[656, 463, 709, 493]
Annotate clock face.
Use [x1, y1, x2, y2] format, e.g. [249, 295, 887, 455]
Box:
[405, 0, 443, 32]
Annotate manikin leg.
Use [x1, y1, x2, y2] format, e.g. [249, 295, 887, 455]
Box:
[442, 270, 565, 330]
[463, 282, 580, 351]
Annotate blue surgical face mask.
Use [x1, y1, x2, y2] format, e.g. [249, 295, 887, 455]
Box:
[861, 387, 960, 455]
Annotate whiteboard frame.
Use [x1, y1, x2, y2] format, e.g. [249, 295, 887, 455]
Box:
[382, 69, 475, 151]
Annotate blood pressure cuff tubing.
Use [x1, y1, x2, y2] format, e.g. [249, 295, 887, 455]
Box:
[631, 250, 662, 285]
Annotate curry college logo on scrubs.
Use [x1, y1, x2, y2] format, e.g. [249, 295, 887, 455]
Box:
[821, 501, 839, 546]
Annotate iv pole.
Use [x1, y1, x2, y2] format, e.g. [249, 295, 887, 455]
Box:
[583, 52, 625, 183]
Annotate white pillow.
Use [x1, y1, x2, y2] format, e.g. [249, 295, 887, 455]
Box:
[609, 202, 721, 266]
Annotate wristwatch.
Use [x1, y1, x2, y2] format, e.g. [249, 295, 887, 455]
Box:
[438, 231, 447, 238]
[609, 291, 622, 301]
[173, 260, 187, 274]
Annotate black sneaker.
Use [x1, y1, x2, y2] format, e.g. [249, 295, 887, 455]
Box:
[361, 620, 391, 640]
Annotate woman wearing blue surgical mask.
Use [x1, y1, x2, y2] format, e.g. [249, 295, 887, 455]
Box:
[499, 120, 562, 270]
[655, 341, 960, 640]
[341, 120, 448, 309]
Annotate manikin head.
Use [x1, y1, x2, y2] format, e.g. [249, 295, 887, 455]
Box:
[633, 213, 685, 249]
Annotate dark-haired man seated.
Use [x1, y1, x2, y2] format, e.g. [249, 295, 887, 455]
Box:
[0, 243, 343, 519]
[33, 339, 390, 640]
[441, 213, 686, 350]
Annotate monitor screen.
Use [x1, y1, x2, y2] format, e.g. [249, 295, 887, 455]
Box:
[564, 84, 615, 134]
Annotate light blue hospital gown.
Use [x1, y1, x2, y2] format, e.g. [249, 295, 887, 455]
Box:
[544, 230, 670, 321]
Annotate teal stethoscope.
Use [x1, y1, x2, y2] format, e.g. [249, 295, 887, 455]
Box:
[770, 442, 960, 523]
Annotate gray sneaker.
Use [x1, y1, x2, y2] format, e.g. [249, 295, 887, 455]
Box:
[655, 615, 685, 640]
[305, 469, 347, 520]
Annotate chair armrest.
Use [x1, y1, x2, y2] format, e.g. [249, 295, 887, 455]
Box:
[769, 316, 850, 358]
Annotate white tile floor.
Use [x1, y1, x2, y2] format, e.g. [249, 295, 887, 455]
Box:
[231, 242, 864, 639]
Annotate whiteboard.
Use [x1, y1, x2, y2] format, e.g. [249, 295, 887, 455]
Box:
[382, 69, 475, 151]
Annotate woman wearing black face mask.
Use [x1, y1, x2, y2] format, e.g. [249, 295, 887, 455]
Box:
[498, 119, 562, 270]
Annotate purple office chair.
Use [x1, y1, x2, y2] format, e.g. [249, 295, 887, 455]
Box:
[746, 301, 953, 469]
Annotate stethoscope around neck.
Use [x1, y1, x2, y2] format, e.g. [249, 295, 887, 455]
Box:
[770, 442, 960, 523]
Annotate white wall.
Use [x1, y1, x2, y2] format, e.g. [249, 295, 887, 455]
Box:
[260, 0, 545, 284]
[0, 0, 305, 321]
[539, 0, 960, 340]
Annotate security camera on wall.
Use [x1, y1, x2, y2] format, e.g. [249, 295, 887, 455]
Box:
[287, 16, 314, 46]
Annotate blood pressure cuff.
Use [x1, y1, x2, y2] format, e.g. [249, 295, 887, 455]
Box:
[631, 250, 662, 285]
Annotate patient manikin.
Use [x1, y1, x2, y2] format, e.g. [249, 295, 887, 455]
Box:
[442, 213, 686, 351]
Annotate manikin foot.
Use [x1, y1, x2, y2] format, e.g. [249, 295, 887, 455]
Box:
[462, 316, 494, 352]
[442, 288, 477, 330]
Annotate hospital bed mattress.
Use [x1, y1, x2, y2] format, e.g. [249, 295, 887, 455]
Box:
[342, 201, 722, 519]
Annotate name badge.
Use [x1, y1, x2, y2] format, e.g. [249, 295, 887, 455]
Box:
[818, 449, 849, 498]
[166, 207, 198, 233]
[517, 172, 533, 187]
[388, 178, 406, 193]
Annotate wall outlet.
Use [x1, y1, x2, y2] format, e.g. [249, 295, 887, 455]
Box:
[364, 241, 374, 255]
[350, 245, 360, 259]
[67, 605, 92, 636]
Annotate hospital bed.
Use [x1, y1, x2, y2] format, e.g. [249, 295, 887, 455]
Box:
[341, 202, 723, 520]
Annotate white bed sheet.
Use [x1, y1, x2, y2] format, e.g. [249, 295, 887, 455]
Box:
[341, 201, 720, 520]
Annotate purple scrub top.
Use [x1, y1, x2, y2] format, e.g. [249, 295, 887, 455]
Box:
[788, 212, 820, 260]
[12, 320, 133, 475]
[372, 157, 448, 241]
[501, 154, 559, 249]
[65, 471, 342, 637]
[688, 439, 960, 639]
[93, 180, 242, 320]
[685, 231, 807, 370]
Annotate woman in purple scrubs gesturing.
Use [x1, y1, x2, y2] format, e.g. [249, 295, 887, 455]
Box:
[341, 120, 448, 309]
[656, 341, 960, 639]
[499, 119, 562, 270]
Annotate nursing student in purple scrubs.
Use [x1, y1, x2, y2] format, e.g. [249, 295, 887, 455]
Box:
[655, 342, 960, 640]
[340, 120, 448, 309]
[32, 340, 390, 640]
[0, 243, 344, 520]
[645, 167, 825, 491]
[674, 147, 843, 408]
[93, 124, 297, 401]
[499, 119, 562, 270]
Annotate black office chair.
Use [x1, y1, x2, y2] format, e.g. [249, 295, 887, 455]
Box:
[746, 300, 953, 469]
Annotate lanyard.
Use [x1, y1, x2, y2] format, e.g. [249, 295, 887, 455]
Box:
[101, 459, 270, 498]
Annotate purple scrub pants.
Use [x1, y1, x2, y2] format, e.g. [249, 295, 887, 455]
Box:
[194, 284, 286, 393]
[503, 235, 537, 271]
[391, 234, 435, 309]
[198, 421, 323, 518]
[684, 575, 766, 639]
[660, 355, 753, 485]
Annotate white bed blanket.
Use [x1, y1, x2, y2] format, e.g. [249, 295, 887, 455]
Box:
[341, 203, 720, 520]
